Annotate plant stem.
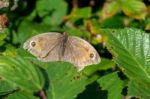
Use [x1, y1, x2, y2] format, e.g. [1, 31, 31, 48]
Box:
[39, 89, 47, 99]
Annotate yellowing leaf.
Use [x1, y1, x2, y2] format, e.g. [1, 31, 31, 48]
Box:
[145, 23, 150, 31]
[121, 0, 147, 20]
[101, 1, 120, 20]
[85, 20, 97, 34]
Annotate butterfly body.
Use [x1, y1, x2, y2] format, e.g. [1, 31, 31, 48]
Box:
[61, 33, 69, 57]
[23, 32, 100, 71]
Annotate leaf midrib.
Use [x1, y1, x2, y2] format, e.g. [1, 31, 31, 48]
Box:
[110, 31, 150, 81]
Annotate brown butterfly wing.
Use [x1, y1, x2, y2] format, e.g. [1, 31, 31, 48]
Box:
[23, 32, 63, 61]
[24, 33, 100, 71]
[38, 38, 64, 62]
[62, 36, 100, 71]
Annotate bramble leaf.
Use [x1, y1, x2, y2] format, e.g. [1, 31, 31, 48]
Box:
[105, 28, 150, 98]
[97, 72, 124, 99]
[0, 56, 44, 92]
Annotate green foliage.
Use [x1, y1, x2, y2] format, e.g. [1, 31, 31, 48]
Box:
[0, 80, 17, 96]
[36, 0, 67, 26]
[0, 56, 44, 92]
[104, 28, 150, 98]
[101, 0, 147, 20]
[0, 33, 7, 46]
[97, 72, 124, 99]
[121, 0, 147, 20]
[6, 91, 38, 99]
[43, 58, 114, 99]
[0, 0, 150, 99]
[0, 48, 114, 99]
[45, 62, 93, 99]
[65, 7, 92, 22]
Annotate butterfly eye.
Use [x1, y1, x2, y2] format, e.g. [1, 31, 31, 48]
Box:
[31, 41, 36, 47]
[90, 53, 94, 58]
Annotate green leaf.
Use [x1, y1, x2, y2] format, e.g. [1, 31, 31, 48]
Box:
[36, 0, 67, 26]
[97, 72, 124, 99]
[0, 33, 6, 42]
[37, 58, 112, 99]
[6, 91, 37, 99]
[104, 28, 150, 98]
[41, 62, 98, 99]
[0, 33, 7, 46]
[0, 80, 17, 96]
[15, 20, 58, 44]
[65, 28, 83, 37]
[83, 58, 115, 75]
[100, 15, 125, 28]
[128, 80, 150, 99]
[65, 7, 92, 22]
[13, 20, 38, 44]
[121, 0, 147, 20]
[0, 56, 44, 93]
[2, 45, 17, 56]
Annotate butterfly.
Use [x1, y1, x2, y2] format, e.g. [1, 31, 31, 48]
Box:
[23, 32, 100, 71]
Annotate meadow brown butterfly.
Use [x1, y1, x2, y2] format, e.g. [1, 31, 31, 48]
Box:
[23, 32, 100, 71]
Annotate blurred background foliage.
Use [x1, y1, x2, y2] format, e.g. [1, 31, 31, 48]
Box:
[0, 0, 150, 99]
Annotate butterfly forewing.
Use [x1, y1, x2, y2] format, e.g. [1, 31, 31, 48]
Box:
[23, 32, 63, 59]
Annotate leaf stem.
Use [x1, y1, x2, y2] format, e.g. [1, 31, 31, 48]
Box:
[39, 89, 47, 99]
